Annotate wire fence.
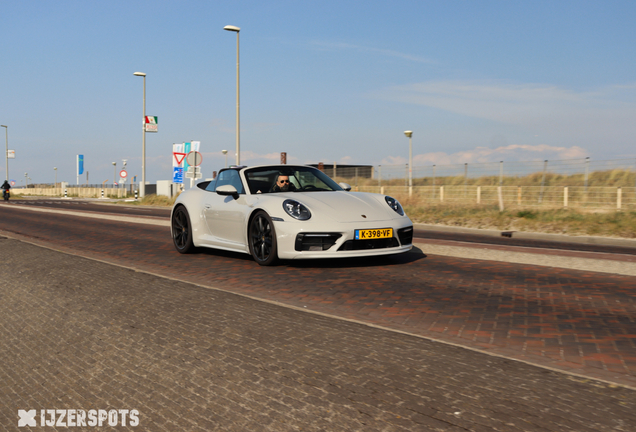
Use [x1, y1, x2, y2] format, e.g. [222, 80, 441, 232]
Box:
[328, 157, 636, 188]
[328, 157, 636, 210]
[350, 185, 635, 210]
[14, 157, 636, 210]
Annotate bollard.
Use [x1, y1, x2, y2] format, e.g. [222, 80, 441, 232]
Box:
[101, 189, 104, 198]
[64, 189, 68, 198]
[134, 190, 138, 200]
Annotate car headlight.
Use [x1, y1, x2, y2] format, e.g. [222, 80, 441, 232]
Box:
[385, 196, 404, 216]
[283, 199, 311, 220]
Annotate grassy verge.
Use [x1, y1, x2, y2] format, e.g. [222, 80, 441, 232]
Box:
[114, 194, 178, 206]
[13, 191, 636, 238]
[403, 202, 636, 238]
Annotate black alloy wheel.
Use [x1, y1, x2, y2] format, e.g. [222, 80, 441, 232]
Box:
[249, 211, 278, 266]
[171, 205, 195, 254]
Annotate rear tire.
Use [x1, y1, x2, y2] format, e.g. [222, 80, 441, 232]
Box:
[248, 211, 278, 266]
[171, 205, 195, 254]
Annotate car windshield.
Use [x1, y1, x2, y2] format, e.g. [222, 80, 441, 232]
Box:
[244, 166, 343, 194]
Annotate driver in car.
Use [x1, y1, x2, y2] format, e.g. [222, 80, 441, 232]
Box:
[271, 174, 296, 192]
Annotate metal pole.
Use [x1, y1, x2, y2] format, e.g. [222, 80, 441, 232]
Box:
[235, 31, 240, 166]
[408, 136, 412, 188]
[142, 75, 146, 197]
[1, 125, 7, 181]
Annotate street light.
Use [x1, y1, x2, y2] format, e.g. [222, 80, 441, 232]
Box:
[1, 125, 7, 181]
[404, 131, 413, 196]
[133, 71, 147, 197]
[54, 167, 57, 188]
[223, 25, 241, 166]
[222, 149, 228, 167]
[112, 162, 116, 186]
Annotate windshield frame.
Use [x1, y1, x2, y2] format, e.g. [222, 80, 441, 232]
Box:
[243, 165, 343, 195]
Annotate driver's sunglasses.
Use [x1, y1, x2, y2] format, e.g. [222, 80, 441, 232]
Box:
[278, 179, 290, 183]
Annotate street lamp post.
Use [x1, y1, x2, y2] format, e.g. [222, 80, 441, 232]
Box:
[112, 162, 116, 186]
[223, 25, 241, 166]
[222, 149, 228, 167]
[54, 167, 57, 188]
[404, 131, 413, 196]
[133, 72, 147, 197]
[1, 125, 7, 181]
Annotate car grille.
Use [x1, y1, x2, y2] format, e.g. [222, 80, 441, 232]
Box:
[295, 233, 342, 251]
[338, 237, 400, 251]
[398, 226, 413, 245]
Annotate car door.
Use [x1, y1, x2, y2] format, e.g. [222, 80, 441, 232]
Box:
[203, 170, 248, 248]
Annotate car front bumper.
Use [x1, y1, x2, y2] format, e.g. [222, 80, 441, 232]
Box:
[273, 218, 414, 260]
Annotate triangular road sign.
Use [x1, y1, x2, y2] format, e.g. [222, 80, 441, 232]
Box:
[173, 152, 187, 165]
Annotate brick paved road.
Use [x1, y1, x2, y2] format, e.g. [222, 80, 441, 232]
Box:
[1, 238, 635, 431]
[3, 207, 636, 378]
[1, 205, 635, 390]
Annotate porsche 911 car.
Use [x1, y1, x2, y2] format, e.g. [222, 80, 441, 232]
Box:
[170, 164, 413, 265]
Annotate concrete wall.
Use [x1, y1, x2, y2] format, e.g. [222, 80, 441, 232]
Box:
[11, 187, 128, 198]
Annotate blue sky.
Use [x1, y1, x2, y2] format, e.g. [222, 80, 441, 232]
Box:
[2, 0, 636, 185]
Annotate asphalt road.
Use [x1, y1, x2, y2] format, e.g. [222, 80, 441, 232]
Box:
[10, 197, 636, 255]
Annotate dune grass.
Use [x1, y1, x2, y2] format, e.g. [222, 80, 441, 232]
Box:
[402, 202, 636, 238]
[114, 194, 179, 207]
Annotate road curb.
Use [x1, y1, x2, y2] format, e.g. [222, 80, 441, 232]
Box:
[415, 222, 636, 249]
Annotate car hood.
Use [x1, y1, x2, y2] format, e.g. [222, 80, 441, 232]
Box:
[278, 191, 398, 223]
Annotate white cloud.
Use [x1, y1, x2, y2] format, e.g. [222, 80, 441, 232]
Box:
[373, 80, 636, 149]
[200, 150, 299, 167]
[381, 143, 588, 166]
[309, 41, 437, 64]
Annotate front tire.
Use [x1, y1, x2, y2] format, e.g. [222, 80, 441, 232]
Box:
[171, 205, 195, 254]
[248, 211, 278, 266]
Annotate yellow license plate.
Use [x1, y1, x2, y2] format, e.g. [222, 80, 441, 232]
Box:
[355, 228, 393, 240]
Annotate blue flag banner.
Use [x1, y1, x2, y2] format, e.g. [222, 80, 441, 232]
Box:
[77, 155, 84, 175]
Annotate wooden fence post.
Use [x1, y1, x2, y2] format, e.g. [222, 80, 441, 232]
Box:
[617, 187, 622, 210]
[564, 186, 568, 208]
[497, 186, 504, 211]
[440, 186, 444, 203]
[477, 186, 481, 204]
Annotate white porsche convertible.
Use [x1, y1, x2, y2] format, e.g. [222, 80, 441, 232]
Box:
[170, 165, 413, 265]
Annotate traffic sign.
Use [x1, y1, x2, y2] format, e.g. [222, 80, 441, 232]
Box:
[119, 170, 128, 178]
[173, 152, 186, 165]
[185, 166, 202, 179]
[186, 151, 202, 167]
[173, 167, 184, 183]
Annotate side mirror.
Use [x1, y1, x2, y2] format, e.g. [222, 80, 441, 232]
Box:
[216, 184, 239, 198]
[339, 182, 352, 191]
